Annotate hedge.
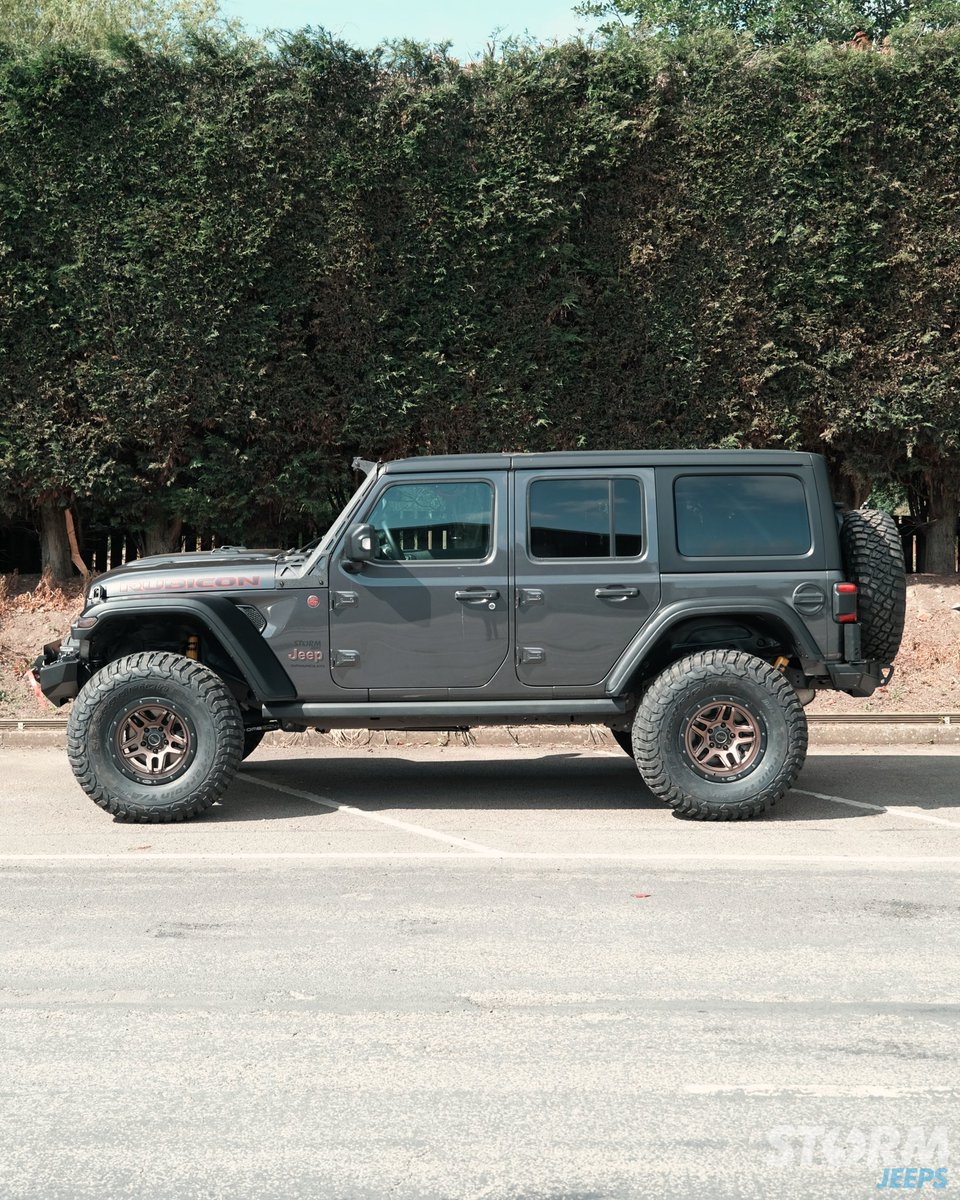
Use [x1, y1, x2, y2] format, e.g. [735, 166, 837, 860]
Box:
[1, 31, 958, 573]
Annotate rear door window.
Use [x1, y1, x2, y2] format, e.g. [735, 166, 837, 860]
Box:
[528, 478, 643, 559]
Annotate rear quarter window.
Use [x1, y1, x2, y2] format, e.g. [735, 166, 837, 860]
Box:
[674, 475, 811, 558]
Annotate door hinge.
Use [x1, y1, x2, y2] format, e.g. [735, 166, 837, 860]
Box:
[518, 646, 545, 665]
[331, 649, 360, 667]
[332, 591, 359, 610]
[517, 588, 544, 607]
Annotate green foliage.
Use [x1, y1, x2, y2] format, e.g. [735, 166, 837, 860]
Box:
[0, 0, 236, 55]
[577, 0, 960, 43]
[1, 29, 960, 555]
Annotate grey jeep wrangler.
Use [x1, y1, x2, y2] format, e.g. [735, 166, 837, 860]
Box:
[36, 450, 906, 823]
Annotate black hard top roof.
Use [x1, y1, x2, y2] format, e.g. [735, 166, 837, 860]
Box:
[381, 449, 819, 474]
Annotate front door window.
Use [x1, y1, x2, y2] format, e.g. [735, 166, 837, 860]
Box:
[366, 481, 494, 562]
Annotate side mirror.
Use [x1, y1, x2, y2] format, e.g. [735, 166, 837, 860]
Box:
[345, 523, 376, 563]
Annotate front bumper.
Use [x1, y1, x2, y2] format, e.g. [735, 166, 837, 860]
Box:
[34, 641, 85, 707]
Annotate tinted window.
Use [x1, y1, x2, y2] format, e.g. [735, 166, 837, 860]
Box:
[674, 475, 811, 558]
[529, 478, 643, 559]
[614, 478, 643, 557]
[366, 481, 493, 561]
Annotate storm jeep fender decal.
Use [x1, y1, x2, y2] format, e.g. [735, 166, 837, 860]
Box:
[78, 596, 296, 702]
[604, 599, 823, 696]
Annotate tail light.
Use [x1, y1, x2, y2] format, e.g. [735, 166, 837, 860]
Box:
[833, 582, 858, 623]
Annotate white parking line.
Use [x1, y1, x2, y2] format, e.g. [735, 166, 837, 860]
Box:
[0, 852, 491, 861]
[2, 852, 960, 865]
[686, 1084, 960, 1098]
[493, 853, 960, 863]
[794, 787, 960, 828]
[236, 771, 503, 855]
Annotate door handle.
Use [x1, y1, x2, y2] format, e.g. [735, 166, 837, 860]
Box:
[455, 589, 500, 602]
[595, 586, 640, 601]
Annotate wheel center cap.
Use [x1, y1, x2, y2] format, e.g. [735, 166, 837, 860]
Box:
[713, 727, 732, 747]
[145, 730, 164, 749]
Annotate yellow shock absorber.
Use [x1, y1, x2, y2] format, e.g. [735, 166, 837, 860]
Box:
[773, 655, 789, 672]
[186, 635, 200, 661]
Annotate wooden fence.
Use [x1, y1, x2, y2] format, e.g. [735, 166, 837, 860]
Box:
[0, 513, 954, 577]
[0, 523, 272, 576]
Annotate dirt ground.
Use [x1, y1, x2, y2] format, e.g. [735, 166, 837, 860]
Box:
[0, 574, 85, 718]
[1, 571, 958, 719]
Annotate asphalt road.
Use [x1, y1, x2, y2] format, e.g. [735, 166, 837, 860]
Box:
[1, 742, 959, 1200]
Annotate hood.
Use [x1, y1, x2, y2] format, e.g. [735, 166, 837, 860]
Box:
[88, 548, 280, 601]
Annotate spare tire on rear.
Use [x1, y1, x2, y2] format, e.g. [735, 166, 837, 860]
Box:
[839, 508, 906, 662]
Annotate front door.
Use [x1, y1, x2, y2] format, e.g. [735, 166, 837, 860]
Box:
[514, 468, 660, 687]
[329, 473, 509, 692]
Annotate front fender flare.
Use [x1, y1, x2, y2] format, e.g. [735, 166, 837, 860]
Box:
[76, 596, 296, 702]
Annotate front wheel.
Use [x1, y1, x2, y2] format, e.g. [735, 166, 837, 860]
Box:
[66, 652, 244, 823]
[632, 650, 808, 820]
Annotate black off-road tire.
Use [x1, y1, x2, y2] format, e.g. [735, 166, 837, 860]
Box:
[839, 508, 906, 662]
[632, 650, 808, 821]
[611, 729, 634, 757]
[66, 652, 244, 823]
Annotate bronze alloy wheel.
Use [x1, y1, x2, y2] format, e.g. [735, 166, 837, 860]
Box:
[113, 703, 193, 782]
[681, 697, 765, 781]
[68, 652, 245, 822]
[633, 651, 807, 820]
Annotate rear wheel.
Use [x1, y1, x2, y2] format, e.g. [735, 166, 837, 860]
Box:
[66, 651, 244, 823]
[632, 650, 808, 820]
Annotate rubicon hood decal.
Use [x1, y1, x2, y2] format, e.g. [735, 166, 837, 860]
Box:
[111, 573, 266, 594]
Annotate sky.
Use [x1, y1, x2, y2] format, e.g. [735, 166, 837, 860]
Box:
[218, 0, 598, 58]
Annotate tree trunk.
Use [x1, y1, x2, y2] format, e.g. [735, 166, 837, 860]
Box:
[64, 509, 90, 577]
[828, 467, 870, 510]
[38, 501, 73, 582]
[924, 483, 958, 575]
[143, 516, 183, 558]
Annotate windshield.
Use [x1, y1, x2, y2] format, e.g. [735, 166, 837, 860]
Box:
[300, 462, 380, 572]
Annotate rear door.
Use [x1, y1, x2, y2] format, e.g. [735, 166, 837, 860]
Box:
[513, 468, 660, 687]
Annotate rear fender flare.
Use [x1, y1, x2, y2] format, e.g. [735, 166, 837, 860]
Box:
[605, 600, 824, 696]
